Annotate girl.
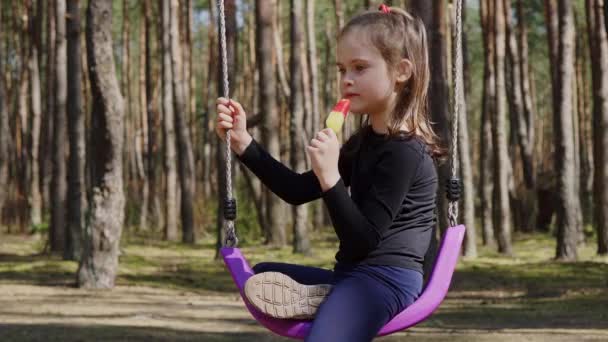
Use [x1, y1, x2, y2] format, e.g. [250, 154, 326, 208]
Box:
[215, 4, 442, 341]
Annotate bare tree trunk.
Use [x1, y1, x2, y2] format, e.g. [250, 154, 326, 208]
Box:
[65, 0, 85, 261]
[586, 0, 608, 255]
[416, 1, 450, 236]
[170, 0, 195, 244]
[28, 0, 43, 227]
[257, 0, 286, 246]
[454, 0, 476, 258]
[306, 0, 319, 137]
[144, 0, 160, 230]
[0, 0, 8, 219]
[78, 0, 125, 288]
[162, 0, 179, 241]
[493, 0, 513, 255]
[554, 0, 580, 261]
[122, 0, 135, 185]
[274, 9, 291, 103]
[41, 0, 56, 215]
[289, 0, 311, 255]
[138, 0, 149, 230]
[50, 0, 67, 253]
[203, 0, 217, 201]
[516, 0, 536, 189]
[578, 6, 594, 226]
[479, 0, 495, 245]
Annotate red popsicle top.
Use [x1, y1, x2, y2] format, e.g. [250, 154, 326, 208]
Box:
[332, 99, 350, 116]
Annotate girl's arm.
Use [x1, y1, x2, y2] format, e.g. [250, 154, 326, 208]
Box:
[237, 138, 350, 205]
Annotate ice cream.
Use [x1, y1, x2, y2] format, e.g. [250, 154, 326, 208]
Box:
[325, 99, 350, 134]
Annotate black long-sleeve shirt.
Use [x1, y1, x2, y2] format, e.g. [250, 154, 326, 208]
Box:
[237, 128, 437, 274]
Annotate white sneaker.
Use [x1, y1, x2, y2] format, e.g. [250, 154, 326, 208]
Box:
[244, 271, 332, 319]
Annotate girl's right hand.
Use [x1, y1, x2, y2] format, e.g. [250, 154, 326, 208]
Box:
[215, 97, 252, 155]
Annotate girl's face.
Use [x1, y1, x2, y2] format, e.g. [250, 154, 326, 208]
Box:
[336, 30, 397, 117]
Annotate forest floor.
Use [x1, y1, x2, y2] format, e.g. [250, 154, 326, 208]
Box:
[1, 229, 608, 341]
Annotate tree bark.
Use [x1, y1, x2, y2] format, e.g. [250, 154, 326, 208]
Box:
[138, 0, 149, 229]
[256, 0, 286, 246]
[586, 0, 608, 255]
[493, 0, 513, 255]
[65, 0, 85, 261]
[144, 0, 161, 230]
[554, 0, 580, 261]
[0, 0, 8, 220]
[479, 0, 495, 245]
[170, 0, 196, 244]
[162, 0, 179, 241]
[42, 0, 56, 216]
[78, 0, 125, 288]
[289, 0, 311, 255]
[455, 0, 476, 258]
[28, 0, 43, 228]
[50, 0, 67, 253]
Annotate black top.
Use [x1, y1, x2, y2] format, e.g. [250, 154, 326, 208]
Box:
[237, 127, 437, 274]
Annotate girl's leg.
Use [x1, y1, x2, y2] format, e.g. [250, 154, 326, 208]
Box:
[252, 262, 334, 285]
[305, 266, 422, 342]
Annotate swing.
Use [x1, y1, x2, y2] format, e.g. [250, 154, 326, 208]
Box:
[217, 1, 466, 339]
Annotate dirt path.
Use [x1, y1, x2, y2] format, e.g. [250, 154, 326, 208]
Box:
[1, 283, 607, 341]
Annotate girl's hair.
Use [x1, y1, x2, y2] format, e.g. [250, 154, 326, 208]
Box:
[339, 6, 446, 160]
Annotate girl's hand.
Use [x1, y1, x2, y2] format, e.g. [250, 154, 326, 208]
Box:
[306, 128, 341, 191]
[215, 97, 252, 155]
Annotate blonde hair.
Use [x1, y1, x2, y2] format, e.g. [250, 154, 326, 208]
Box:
[339, 7, 445, 159]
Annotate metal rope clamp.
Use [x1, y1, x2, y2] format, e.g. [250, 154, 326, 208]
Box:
[446, 178, 462, 202]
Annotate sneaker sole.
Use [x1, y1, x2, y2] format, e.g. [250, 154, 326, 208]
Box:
[244, 271, 332, 319]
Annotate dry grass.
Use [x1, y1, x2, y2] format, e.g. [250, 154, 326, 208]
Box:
[1, 230, 607, 341]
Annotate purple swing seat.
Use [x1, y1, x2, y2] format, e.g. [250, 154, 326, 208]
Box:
[221, 224, 465, 339]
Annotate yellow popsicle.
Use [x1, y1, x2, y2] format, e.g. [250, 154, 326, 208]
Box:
[325, 99, 350, 134]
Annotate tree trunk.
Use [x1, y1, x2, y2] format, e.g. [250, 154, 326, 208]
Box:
[273, 9, 291, 103]
[578, 7, 593, 226]
[424, 1, 450, 236]
[516, 0, 536, 190]
[256, 0, 286, 246]
[42, 0, 56, 216]
[493, 0, 513, 255]
[28, 0, 43, 227]
[479, 0, 495, 245]
[0, 0, 8, 220]
[203, 0, 217, 201]
[138, 0, 149, 230]
[306, 0, 320, 137]
[554, 0, 580, 261]
[65, 0, 85, 261]
[289, 0, 311, 255]
[455, 0, 476, 258]
[50, 0, 67, 253]
[162, 0, 179, 241]
[144, 0, 160, 230]
[78, 0, 125, 288]
[586, 0, 608, 255]
[170, 0, 196, 244]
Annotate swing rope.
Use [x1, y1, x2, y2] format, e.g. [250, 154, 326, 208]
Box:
[447, 0, 463, 228]
[218, 0, 238, 248]
[219, 1, 463, 247]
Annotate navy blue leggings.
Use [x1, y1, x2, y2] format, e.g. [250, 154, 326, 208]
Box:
[253, 262, 422, 342]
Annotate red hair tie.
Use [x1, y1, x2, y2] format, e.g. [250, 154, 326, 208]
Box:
[378, 4, 391, 13]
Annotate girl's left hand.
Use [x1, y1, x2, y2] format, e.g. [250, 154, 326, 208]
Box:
[306, 128, 341, 192]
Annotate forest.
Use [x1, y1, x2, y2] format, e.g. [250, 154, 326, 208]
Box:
[0, 0, 607, 341]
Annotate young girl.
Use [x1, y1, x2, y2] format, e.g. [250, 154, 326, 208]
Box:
[215, 5, 442, 341]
